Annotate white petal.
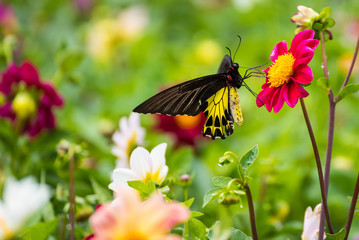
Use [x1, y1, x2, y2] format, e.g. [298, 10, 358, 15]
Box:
[158, 165, 168, 184]
[150, 143, 167, 171]
[119, 116, 129, 133]
[130, 147, 151, 179]
[111, 168, 138, 184]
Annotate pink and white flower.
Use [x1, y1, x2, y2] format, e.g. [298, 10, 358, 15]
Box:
[87, 186, 190, 240]
[112, 112, 145, 168]
[109, 143, 168, 191]
[301, 204, 326, 240]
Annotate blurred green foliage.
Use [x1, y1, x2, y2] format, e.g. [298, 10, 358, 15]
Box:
[0, 0, 359, 239]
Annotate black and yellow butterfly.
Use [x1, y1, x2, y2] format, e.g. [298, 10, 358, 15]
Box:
[133, 54, 256, 140]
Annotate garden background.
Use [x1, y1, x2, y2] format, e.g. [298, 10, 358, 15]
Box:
[0, 0, 359, 239]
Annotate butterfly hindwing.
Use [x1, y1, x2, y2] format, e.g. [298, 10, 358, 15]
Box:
[201, 86, 235, 139]
[133, 74, 227, 116]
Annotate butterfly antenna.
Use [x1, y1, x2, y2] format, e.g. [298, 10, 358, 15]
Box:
[233, 35, 242, 61]
[225, 47, 232, 59]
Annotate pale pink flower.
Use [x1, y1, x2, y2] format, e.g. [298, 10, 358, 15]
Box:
[109, 143, 168, 191]
[291, 6, 319, 34]
[88, 186, 190, 240]
[302, 204, 326, 240]
[112, 113, 145, 168]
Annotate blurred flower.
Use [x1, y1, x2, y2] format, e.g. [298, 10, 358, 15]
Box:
[256, 30, 319, 113]
[112, 113, 145, 168]
[291, 6, 319, 34]
[338, 52, 359, 76]
[345, 18, 359, 43]
[0, 62, 63, 137]
[0, 2, 18, 35]
[156, 113, 206, 146]
[0, 177, 50, 239]
[87, 186, 189, 240]
[86, 5, 148, 63]
[116, 5, 149, 41]
[73, 0, 94, 16]
[109, 143, 168, 191]
[301, 204, 326, 240]
[195, 39, 222, 65]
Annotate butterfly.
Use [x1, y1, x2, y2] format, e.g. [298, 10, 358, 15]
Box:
[133, 51, 260, 140]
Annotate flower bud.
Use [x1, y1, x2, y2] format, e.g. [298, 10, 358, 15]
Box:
[218, 190, 243, 206]
[178, 174, 192, 188]
[12, 92, 36, 120]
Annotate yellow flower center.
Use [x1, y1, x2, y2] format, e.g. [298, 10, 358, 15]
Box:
[123, 232, 149, 240]
[267, 53, 295, 88]
[0, 218, 14, 239]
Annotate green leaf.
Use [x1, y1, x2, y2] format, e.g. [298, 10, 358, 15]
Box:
[57, 51, 84, 73]
[319, 7, 331, 19]
[230, 228, 253, 240]
[337, 83, 359, 102]
[127, 180, 148, 192]
[239, 145, 259, 175]
[326, 228, 346, 240]
[183, 198, 195, 208]
[191, 211, 204, 218]
[18, 218, 58, 240]
[90, 178, 112, 203]
[189, 218, 207, 240]
[208, 222, 252, 240]
[212, 176, 232, 188]
[203, 187, 222, 208]
[317, 77, 330, 93]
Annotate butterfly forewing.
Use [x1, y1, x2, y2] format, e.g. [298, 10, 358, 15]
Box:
[133, 74, 227, 116]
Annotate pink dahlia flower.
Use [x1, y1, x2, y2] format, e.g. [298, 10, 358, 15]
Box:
[86, 186, 190, 240]
[0, 62, 63, 137]
[256, 29, 319, 113]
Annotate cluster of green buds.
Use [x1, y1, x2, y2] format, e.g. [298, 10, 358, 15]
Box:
[291, 6, 335, 40]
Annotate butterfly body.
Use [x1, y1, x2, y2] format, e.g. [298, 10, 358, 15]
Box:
[133, 55, 245, 140]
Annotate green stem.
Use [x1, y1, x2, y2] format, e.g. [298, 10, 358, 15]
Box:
[318, 30, 335, 240]
[336, 35, 359, 100]
[299, 98, 333, 233]
[344, 173, 359, 240]
[68, 146, 76, 240]
[183, 187, 189, 240]
[244, 184, 258, 240]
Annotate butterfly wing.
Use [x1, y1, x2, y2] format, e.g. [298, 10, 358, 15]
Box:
[133, 74, 227, 116]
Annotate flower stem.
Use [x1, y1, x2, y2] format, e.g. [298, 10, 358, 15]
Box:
[336, 35, 359, 99]
[344, 173, 359, 240]
[243, 184, 258, 240]
[299, 98, 333, 234]
[318, 30, 336, 240]
[183, 187, 189, 240]
[68, 146, 76, 240]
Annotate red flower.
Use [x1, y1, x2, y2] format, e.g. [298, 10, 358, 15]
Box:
[257, 30, 319, 112]
[156, 113, 206, 147]
[0, 62, 63, 137]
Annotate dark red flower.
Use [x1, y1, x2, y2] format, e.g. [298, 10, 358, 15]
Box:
[0, 62, 63, 137]
[155, 113, 206, 147]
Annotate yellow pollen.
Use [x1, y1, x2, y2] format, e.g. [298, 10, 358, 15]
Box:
[267, 53, 295, 88]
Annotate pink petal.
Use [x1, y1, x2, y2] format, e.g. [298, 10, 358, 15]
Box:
[289, 29, 315, 53]
[19, 62, 41, 87]
[256, 87, 271, 107]
[292, 65, 313, 85]
[293, 48, 315, 69]
[0, 102, 15, 120]
[270, 41, 288, 62]
[270, 88, 282, 113]
[272, 86, 285, 113]
[283, 81, 308, 107]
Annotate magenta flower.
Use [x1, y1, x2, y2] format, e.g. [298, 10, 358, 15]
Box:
[256, 29, 319, 113]
[0, 62, 63, 137]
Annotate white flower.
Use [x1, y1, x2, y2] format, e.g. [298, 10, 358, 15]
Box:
[109, 143, 169, 191]
[291, 6, 319, 34]
[302, 204, 326, 240]
[112, 113, 145, 168]
[0, 177, 50, 239]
